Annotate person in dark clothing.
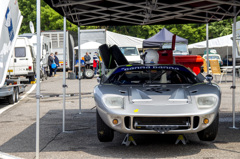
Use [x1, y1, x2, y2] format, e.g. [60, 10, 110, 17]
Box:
[48, 53, 55, 77]
[54, 52, 59, 76]
[84, 52, 91, 69]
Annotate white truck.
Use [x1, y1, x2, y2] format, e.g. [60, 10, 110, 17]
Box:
[119, 46, 143, 64]
[41, 30, 78, 70]
[0, 0, 25, 104]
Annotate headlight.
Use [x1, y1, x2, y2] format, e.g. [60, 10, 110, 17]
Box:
[197, 95, 217, 109]
[103, 96, 124, 109]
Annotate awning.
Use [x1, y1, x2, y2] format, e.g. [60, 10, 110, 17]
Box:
[44, 0, 240, 26]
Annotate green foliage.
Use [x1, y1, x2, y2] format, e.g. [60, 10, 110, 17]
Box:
[18, 0, 237, 44]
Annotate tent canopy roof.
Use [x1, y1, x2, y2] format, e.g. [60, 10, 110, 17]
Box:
[44, 0, 240, 26]
[188, 34, 233, 48]
[143, 28, 188, 48]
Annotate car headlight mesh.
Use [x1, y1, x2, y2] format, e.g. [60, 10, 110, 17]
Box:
[103, 96, 124, 109]
[197, 96, 217, 108]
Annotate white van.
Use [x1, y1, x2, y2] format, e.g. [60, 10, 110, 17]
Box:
[119, 46, 143, 64]
[19, 33, 52, 78]
[8, 37, 36, 81]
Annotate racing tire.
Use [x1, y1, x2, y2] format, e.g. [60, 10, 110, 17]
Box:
[96, 110, 114, 142]
[8, 88, 16, 104]
[15, 88, 19, 103]
[84, 69, 94, 79]
[99, 44, 116, 69]
[110, 45, 129, 66]
[197, 113, 219, 141]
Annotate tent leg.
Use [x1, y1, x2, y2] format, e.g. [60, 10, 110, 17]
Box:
[36, 0, 41, 159]
[63, 16, 67, 132]
[206, 22, 209, 75]
[78, 26, 82, 114]
[230, 6, 238, 129]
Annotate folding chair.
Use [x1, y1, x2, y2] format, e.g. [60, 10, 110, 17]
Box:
[209, 59, 227, 83]
[203, 59, 211, 74]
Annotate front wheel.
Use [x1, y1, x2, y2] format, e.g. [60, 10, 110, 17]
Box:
[197, 113, 219, 141]
[96, 110, 114, 142]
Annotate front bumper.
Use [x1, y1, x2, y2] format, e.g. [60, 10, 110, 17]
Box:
[97, 107, 217, 134]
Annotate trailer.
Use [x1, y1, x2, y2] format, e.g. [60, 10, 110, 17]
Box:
[0, 0, 25, 104]
[41, 30, 78, 70]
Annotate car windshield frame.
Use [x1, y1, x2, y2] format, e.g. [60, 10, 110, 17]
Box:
[105, 65, 199, 85]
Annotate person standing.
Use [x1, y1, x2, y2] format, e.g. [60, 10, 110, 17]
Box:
[54, 52, 59, 76]
[48, 53, 55, 77]
[93, 52, 99, 76]
[84, 52, 91, 69]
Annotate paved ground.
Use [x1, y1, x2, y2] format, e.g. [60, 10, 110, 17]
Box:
[0, 72, 240, 159]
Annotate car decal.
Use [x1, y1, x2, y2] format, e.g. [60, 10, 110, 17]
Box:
[113, 65, 192, 74]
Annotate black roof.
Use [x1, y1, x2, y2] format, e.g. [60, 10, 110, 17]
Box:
[44, 0, 240, 26]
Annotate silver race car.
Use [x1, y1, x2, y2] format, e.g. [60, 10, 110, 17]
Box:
[94, 64, 221, 142]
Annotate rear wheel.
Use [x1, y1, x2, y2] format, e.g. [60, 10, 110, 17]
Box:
[15, 88, 19, 102]
[84, 69, 94, 79]
[96, 110, 114, 142]
[197, 113, 219, 141]
[8, 88, 16, 104]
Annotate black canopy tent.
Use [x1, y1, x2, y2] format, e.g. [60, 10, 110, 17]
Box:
[35, 1, 240, 158]
[143, 28, 188, 48]
[44, 0, 240, 26]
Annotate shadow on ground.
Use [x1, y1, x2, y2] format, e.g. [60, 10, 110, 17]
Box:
[1, 110, 240, 158]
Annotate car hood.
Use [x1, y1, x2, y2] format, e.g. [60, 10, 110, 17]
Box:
[96, 83, 220, 107]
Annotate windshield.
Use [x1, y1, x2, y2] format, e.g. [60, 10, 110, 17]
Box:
[119, 47, 139, 56]
[106, 68, 198, 85]
[162, 44, 188, 53]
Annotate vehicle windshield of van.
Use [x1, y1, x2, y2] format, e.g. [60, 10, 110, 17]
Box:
[203, 55, 220, 60]
[120, 47, 139, 56]
[162, 44, 188, 53]
[15, 47, 26, 57]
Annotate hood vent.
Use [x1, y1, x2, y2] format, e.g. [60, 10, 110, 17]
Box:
[131, 88, 152, 102]
[169, 88, 188, 102]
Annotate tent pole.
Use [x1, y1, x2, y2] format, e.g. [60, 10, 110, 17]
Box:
[36, 0, 41, 158]
[78, 26, 82, 114]
[206, 22, 209, 74]
[72, 49, 75, 73]
[63, 16, 67, 132]
[227, 46, 228, 66]
[230, 5, 238, 129]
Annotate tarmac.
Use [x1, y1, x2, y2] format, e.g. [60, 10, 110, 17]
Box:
[0, 72, 240, 159]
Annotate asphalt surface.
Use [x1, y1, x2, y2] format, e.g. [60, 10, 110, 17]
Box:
[0, 73, 240, 159]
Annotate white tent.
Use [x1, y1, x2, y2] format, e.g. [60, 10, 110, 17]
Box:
[74, 41, 102, 50]
[188, 34, 233, 48]
[106, 31, 144, 48]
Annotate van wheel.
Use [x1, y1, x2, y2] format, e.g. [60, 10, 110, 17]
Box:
[8, 88, 16, 104]
[197, 113, 219, 141]
[84, 69, 94, 79]
[110, 45, 129, 66]
[99, 44, 117, 69]
[96, 110, 114, 142]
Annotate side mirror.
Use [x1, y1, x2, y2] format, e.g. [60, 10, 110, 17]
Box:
[205, 74, 213, 83]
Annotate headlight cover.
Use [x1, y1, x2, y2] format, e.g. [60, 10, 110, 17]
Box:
[103, 95, 124, 109]
[196, 95, 218, 109]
